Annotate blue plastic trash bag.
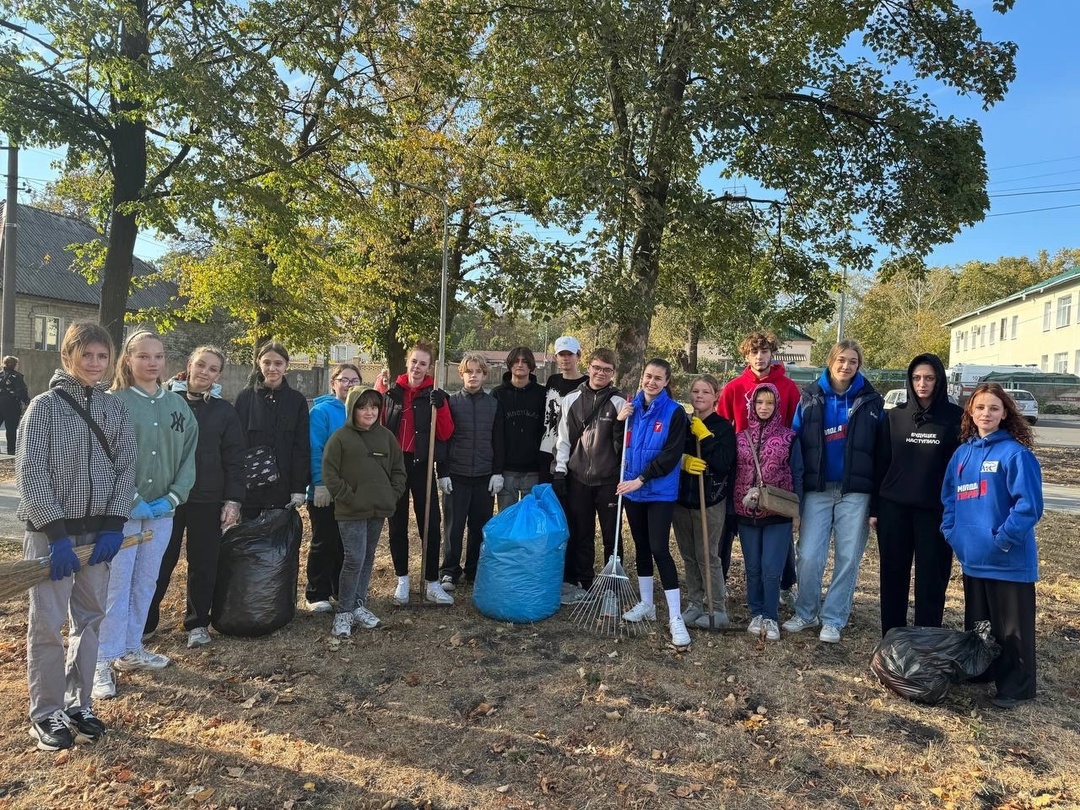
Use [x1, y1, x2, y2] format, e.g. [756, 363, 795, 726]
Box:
[473, 484, 568, 623]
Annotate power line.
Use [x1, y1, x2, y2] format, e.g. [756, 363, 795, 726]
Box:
[989, 187, 1080, 199]
[987, 167, 1080, 186]
[986, 202, 1080, 218]
[989, 154, 1080, 173]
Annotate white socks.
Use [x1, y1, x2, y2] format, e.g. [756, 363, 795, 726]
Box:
[664, 588, 682, 620]
[638, 576, 654, 606]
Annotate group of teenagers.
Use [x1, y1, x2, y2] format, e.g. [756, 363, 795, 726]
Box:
[15, 321, 1044, 753]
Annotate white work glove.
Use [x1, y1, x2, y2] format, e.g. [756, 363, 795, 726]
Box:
[313, 485, 332, 508]
[220, 500, 241, 531]
[290, 492, 307, 507]
[438, 477, 453, 494]
[488, 474, 504, 495]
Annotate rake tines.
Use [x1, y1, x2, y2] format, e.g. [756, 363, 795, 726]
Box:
[569, 552, 653, 638]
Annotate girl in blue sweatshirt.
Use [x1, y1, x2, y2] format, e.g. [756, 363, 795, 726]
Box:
[941, 382, 1043, 709]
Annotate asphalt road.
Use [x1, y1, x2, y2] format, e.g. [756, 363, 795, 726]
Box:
[1033, 415, 1080, 448]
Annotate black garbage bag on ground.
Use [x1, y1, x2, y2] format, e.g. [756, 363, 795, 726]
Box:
[870, 621, 1001, 705]
[211, 507, 302, 637]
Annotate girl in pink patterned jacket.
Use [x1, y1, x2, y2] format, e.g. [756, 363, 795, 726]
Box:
[734, 382, 803, 641]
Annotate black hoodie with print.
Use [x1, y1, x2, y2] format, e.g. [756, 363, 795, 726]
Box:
[873, 353, 963, 513]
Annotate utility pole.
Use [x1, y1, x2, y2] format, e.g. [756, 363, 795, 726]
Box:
[1, 133, 18, 357]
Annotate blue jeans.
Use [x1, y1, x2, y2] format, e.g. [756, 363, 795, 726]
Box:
[497, 471, 539, 513]
[739, 521, 792, 622]
[793, 486, 871, 629]
[337, 519, 384, 613]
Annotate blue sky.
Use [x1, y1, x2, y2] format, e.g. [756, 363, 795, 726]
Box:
[8, 2, 1079, 269]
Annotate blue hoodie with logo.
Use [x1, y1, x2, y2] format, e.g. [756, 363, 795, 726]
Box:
[309, 393, 346, 495]
[940, 429, 1043, 583]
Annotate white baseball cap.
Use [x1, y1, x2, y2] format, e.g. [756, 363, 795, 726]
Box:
[554, 335, 581, 354]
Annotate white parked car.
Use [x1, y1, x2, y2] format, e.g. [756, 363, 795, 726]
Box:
[882, 388, 959, 410]
[1006, 389, 1039, 425]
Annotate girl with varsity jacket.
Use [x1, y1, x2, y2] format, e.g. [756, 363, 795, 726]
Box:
[93, 332, 198, 701]
[17, 322, 137, 751]
[615, 358, 692, 648]
[941, 382, 1043, 709]
[734, 382, 804, 641]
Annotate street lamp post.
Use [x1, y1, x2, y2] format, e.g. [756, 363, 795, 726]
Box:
[396, 179, 450, 596]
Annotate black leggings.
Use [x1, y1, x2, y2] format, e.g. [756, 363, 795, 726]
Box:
[146, 501, 223, 632]
[387, 454, 441, 581]
[624, 500, 678, 591]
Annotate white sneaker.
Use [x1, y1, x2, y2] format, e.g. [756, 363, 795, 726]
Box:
[669, 616, 691, 648]
[561, 584, 589, 605]
[113, 648, 171, 671]
[439, 575, 456, 593]
[622, 601, 656, 622]
[187, 627, 211, 648]
[599, 591, 618, 618]
[307, 599, 333, 613]
[763, 618, 781, 641]
[91, 662, 116, 700]
[393, 577, 410, 606]
[819, 624, 841, 643]
[747, 615, 764, 636]
[782, 615, 820, 634]
[681, 602, 704, 624]
[425, 581, 455, 605]
[353, 606, 382, 629]
[331, 612, 353, 638]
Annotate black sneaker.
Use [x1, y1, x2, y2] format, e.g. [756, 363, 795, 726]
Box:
[29, 710, 74, 751]
[66, 707, 107, 742]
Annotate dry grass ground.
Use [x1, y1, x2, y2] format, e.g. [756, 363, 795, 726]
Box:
[0, 452, 1078, 809]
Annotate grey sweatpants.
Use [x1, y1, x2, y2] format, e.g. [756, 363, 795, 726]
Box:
[672, 501, 728, 610]
[25, 531, 110, 722]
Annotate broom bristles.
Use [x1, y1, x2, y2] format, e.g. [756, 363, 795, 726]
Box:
[0, 530, 153, 603]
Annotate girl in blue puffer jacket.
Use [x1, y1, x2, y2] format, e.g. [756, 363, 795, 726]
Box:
[941, 382, 1043, 709]
[615, 359, 690, 647]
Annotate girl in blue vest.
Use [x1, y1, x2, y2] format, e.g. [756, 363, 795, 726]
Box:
[616, 359, 691, 647]
[941, 382, 1043, 708]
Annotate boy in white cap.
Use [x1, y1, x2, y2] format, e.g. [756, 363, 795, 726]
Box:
[539, 336, 586, 485]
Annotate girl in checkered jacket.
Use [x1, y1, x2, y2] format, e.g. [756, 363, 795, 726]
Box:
[92, 332, 198, 701]
[17, 322, 137, 751]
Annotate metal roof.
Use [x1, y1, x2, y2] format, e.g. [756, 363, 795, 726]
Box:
[943, 266, 1080, 327]
[0, 202, 176, 310]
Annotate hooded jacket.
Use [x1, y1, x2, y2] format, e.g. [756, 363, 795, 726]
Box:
[166, 378, 246, 506]
[733, 382, 804, 524]
[874, 353, 962, 513]
[941, 430, 1043, 582]
[492, 371, 546, 473]
[323, 387, 407, 520]
[717, 362, 801, 432]
[622, 388, 687, 503]
[16, 370, 138, 541]
[794, 369, 882, 493]
[309, 393, 346, 493]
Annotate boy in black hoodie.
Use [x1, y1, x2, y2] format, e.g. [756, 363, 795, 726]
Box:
[492, 347, 546, 511]
[872, 353, 963, 635]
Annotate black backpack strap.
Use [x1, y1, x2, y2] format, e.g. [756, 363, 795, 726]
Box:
[53, 388, 116, 464]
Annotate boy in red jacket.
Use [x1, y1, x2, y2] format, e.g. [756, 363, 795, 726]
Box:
[716, 331, 800, 602]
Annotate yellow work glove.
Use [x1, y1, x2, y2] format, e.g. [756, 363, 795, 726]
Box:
[689, 416, 713, 442]
[681, 454, 707, 475]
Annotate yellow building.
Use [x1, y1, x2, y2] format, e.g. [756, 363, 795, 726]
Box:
[944, 267, 1080, 373]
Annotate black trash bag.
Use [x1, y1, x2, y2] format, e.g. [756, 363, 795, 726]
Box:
[211, 507, 302, 637]
[870, 620, 1001, 705]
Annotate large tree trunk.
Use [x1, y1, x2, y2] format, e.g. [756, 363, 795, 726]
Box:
[98, 0, 149, 352]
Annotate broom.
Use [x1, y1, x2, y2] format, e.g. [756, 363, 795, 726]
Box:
[569, 422, 652, 638]
[0, 530, 153, 603]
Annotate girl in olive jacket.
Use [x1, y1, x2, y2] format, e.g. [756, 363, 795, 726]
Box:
[322, 387, 407, 636]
